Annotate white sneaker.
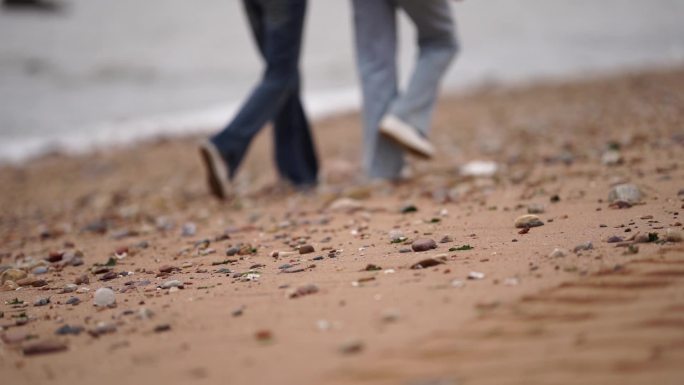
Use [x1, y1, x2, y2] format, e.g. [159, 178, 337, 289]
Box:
[379, 115, 435, 159]
[199, 140, 231, 200]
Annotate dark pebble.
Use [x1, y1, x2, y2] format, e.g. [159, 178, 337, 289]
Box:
[22, 340, 68, 356]
[55, 325, 83, 336]
[411, 238, 437, 252]
[154, 324, 171, 333]
[410, 258, 444, 269]
[299, 244, 315, 254]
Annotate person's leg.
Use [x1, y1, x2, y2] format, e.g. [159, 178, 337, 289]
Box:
[268, 0, 317, 186]
[273, 90, 318, 186]
[210, 0, 305, 178]
[351, 0, 405, 180]
[390, 0, 458, 135]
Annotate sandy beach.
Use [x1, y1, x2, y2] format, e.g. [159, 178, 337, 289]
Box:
[1, 67, 684, 385]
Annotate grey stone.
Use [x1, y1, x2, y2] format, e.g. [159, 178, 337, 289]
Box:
[608, 184, 643, 204]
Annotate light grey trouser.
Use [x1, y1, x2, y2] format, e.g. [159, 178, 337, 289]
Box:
[352, 0, 458, 179]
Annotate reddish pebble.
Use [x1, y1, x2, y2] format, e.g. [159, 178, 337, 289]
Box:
[298, 244, 315, 254]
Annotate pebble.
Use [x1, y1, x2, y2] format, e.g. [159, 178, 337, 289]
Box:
[1, 269, 27, 284]
[232, 306, 245, 317]
[601, 150, 623, 165]
[339, 339, 364, 354]
[255, 329, 272, 342]
[158, 265, 177, 274]
[328, 197, 363, 213]
[32, 266, 48, 275]
[634, 233, 650, 243]
[55, 324, 83, 336]
[181, 222, 197, 237]
[573, 242, 593, 253]
[608, 183, 643, 204]
[364, 264, 382, 271]
[99, 271, 119, 281]
[22, 340, 68, 356]
[154, 324, 171, 333]
[606, 236, 624, 243]
[503, 277, 520, 286]
[74, 274, 89, 285]
[527, 203, 545, 214]
[34, 297, 50, 307]
[548, 248, 568, 258]
[18, 277, 48, 287]
[288, 284, 319, 299]
[298, 244, 315, 254]
[65, 297, 80, 305]
[381, 308, 401, 323]
[400, 204, 418, 214]
[93, 287, 116, 307]
[388, 229, 405, 242]
[62, 284, 78, 293]
[410, 258, 444, 269]
[411, 238, 437, 252]
[467, 271, 485, 280]
[138, 308, 154, 320]
[1, 330, 28, 345]
[460, 160, 498, 177]
[225, 246, 240, 256]
[161, 280, 183, 289]
[665, 229, 682, 242]
[514, 215, 544, 228]
[316, 319, 331, 331]
[451, 279, 465, 288]
[283, 266, 307, 274]
[1, 280, 18, 291]
[89, 322, 117, 337]
[439, 235, 453, 244]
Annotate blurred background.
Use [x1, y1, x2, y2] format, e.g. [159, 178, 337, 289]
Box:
[1, 0, 683, 163]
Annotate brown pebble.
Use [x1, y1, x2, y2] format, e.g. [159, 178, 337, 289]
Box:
[411, 238, 437, 252]
[22, 340, 68, 356]
[74, 274, 89, 285]
[1, 330, 28, 345]
[46, 251, 64, 263]
[288, 284, 319, 298]
[298, 244, 315, 254]
[255, 329, 273, 341]
[154, 324, 171, 333]
[158, 265, 176, 274]
[410, 258, 444, 269]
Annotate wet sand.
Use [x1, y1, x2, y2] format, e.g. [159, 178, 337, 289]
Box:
[1, 67, 684, 385]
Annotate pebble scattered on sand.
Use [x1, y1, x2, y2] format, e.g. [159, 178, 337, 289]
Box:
[548, 248, 568, 258]
[93, 287, 116, 307]
[608, 183, 643, 204]
[411, 238, 437, 252]
[514, 214, 544, 228]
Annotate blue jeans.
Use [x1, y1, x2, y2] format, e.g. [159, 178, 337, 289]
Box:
[210, 0, 318, 186]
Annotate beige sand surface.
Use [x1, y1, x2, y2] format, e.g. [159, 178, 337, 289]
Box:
[1, 68, 683, 385]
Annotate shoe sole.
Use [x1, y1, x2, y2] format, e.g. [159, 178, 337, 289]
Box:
[379, 118, 434, 160]
[199, 142, 230, 200]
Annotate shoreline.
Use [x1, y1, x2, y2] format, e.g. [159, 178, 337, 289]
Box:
[3, 62, 683, 165]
